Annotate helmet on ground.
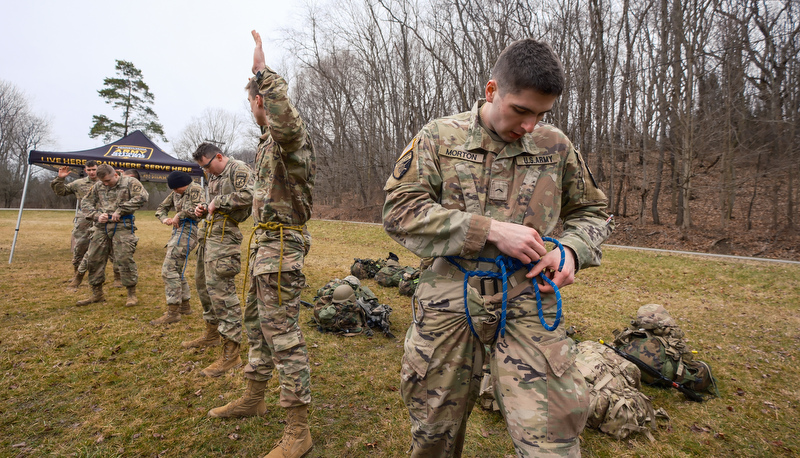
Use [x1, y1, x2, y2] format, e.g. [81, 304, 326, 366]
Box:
[332, 284, 356, 304]
[344, 275, 361, 288]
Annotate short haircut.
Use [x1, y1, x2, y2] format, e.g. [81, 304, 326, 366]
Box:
[491, 38, 564, 96]
[123, 169, 141, 180]
[245, 78, 259, 100]
[96, 164, 115, 178]
[85, 160, 98, 168]
[193, 142, 222, 161]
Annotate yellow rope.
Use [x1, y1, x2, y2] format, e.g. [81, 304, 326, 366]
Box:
[203, 212, 237, 243]
[242, 222, 306, 307]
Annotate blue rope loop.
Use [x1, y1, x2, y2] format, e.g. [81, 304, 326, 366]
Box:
[103, 214, 135, 238]
[174, 218, 198, 280]
[445, 237, 565, 340]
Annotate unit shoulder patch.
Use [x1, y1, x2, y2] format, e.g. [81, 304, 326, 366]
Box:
[233, 171, 249, 189]
[393, 139, 416, 180]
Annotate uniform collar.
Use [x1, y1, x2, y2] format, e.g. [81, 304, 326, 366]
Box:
[464, 100, 542, 158]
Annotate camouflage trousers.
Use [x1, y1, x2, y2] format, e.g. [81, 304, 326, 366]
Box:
[161, 223, 198, 305]
[401, 269, 587, 458]
[195, 232, 243, 343]
[243, 269, 311, 407]
[71, 217, 93, 270]
[85, 223, 138, 287]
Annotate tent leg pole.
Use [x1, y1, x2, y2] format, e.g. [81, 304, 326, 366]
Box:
[9, 156, 33, 264]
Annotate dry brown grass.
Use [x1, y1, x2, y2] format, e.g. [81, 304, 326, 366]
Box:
[1, 210, 799, 457]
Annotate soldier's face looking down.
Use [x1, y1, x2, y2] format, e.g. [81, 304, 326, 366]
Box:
[84, 166, 98, 180]
[99, 173, 119, 188]
[173, 185, 189, 195]
[481, 80, 558, 143]
[248, 94, 269, 127]
[197, 153, 225, 177]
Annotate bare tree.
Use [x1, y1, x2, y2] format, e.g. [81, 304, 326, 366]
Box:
[172, 107, 257, 162]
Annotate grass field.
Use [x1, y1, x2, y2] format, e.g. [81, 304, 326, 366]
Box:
[1, 210, 799, 457]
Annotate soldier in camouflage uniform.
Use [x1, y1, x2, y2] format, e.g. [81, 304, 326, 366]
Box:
[51, 162, 99, 288]
[207, 31, 315, 458]
[77, 164, 149, 307]
[182, 142, 254, 378]
[383, 39, 614, 457]
[151, 171, 206, 326]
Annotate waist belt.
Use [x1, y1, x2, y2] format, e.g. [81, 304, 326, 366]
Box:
[430, 257, 531, 303]
[203, 213, 240, 241]
[242, 221, 307, 308]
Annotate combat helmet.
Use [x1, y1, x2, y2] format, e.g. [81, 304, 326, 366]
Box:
[332, 284, 356, 304]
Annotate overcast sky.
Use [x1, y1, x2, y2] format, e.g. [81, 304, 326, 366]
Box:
[1, 0, 304, 153]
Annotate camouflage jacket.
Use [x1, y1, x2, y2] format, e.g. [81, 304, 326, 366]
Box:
[250, 65, 315, 275]
[155, 181, 206, 223]
[81, 176, 148, 224]
[383, 100, 614, 272]
[206, 158, 254, 226]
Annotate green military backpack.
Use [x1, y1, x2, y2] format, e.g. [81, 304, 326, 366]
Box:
[398, 268, 421, 297]
[612, 304, 719, 397]
[312, 276, 394, 338]
[350, 258, 385, 280]
[575, 340, 665, 440]
[375, 260, 418, 288]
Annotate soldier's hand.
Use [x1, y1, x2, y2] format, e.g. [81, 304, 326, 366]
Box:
[527, 246, 576, 293]
[98, 213, 109, 223]
[172, 218, 180, 228]
[58, 166, 71, 178]
[194, 204, 206, 218]
[251, 30, 266, 75]
[163, 217, 174, 226]
[487, 220, 547, 264]
[110, 212, 121, 222]
[207, 201, 217, 216]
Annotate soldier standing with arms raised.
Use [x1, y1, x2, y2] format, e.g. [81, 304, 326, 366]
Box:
[383, 39, 614, 457]
[151, 171, 206, 326]
[76, 164, 148, 307]
[206, 31, 315, 458]
[183, 142, 253, 377]
[51, 162, 99, 288]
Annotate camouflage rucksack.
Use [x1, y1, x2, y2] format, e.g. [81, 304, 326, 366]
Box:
[613, 304, 719, 397]
[575, 340, 665, 440]
[312, 276, 394, 338]
[398, 268, 421, 296]
[313, 283, 366, 336]
[350, 258, 385, 280]
[376, 260, 417, 288]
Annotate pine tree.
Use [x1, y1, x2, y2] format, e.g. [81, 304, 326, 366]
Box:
[89, 60, 167, 143]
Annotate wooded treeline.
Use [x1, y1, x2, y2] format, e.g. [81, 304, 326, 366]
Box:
[286, 0, 800, 231]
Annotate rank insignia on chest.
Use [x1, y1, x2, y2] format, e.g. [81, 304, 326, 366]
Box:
[517, 154, 557, 166]
[393, 139, 416, 179]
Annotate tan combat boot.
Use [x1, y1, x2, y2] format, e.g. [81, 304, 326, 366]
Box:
[207, 379, 268, 418]
[264, 405, 313, 458]
[76, 285, 104, 306]
[179, 299, 192, 315]
[150, 304, 181, 325]
[125, 285, 138, 307]
[112, 271, 123, 288]
[199, 339, 242, 377]
[181, 321, 221, 349]
[68, 270, 85, 290]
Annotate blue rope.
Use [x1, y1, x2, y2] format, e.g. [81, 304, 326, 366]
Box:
[104, 214, 135, 238]
[445, 237, 565, 339]
[174, 219, 198, 280]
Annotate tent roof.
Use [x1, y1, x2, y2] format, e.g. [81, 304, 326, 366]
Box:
[29, 130, 203, 183]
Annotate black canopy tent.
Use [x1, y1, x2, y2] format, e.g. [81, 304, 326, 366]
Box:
[9, 130, 205, 263]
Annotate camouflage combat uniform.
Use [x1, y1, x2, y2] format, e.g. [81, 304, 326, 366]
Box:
[81, 176, 149, 287]
[156, 181, 205, 306]
[51, 174, 97, 271]
[196, 159, 254, 344]
[244, 65, 315, 407]
[383, 100, 614, 457]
